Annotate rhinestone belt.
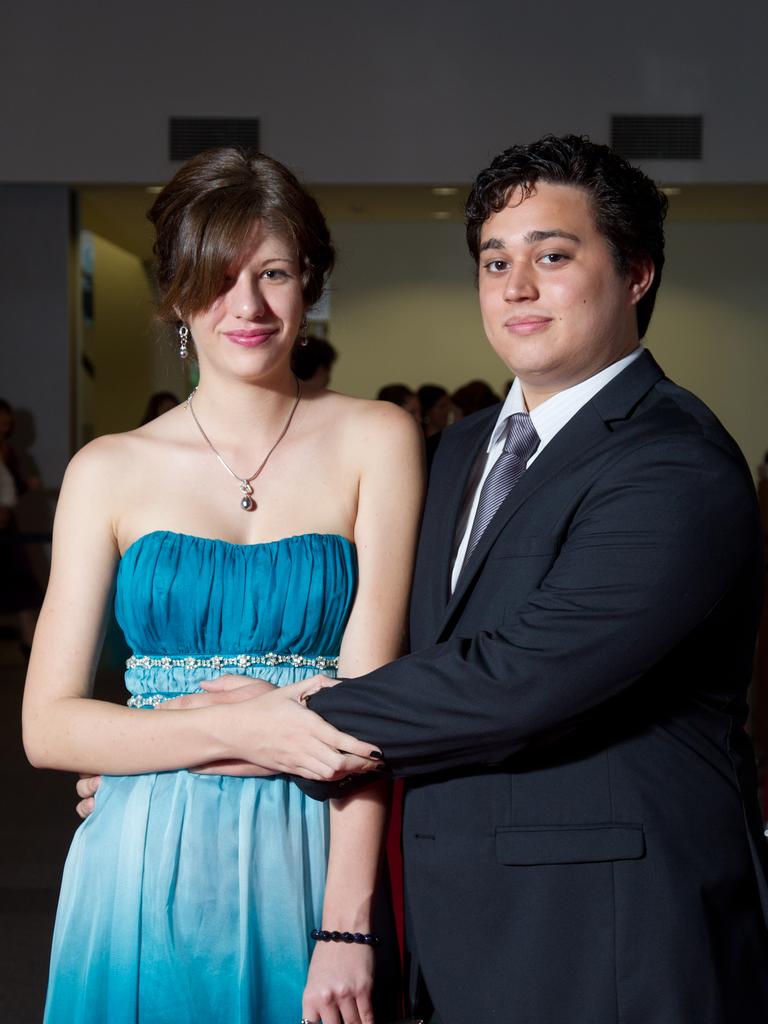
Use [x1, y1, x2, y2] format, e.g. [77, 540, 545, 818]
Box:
[126, 652, 338, 672]
[128, 693, 191, 709]
[126, 651, 338, 710]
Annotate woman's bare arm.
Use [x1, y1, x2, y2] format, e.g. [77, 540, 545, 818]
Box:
[302, 400, 425, 1022]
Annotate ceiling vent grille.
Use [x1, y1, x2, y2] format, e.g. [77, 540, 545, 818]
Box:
[610, 115, 702, 160]
[169, 117, 261, 161]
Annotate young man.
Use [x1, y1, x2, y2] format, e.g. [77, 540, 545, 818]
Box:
[300, 135, 768, 1021]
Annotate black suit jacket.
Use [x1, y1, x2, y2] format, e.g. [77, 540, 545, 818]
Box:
[306, 351, 768, 1023]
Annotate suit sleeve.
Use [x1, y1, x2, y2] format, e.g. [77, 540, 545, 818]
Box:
[304, 434, 762, 784]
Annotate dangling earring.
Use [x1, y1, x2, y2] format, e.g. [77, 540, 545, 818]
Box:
[178, 323, 189, 360]
[298, 317, 309, 347]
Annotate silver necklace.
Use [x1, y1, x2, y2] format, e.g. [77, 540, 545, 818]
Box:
[186, 377, 302, 511]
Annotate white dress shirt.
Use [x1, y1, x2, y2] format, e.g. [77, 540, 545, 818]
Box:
[450, 347, 644, 591]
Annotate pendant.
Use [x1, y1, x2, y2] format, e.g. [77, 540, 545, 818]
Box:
[240, 481, 254, 512]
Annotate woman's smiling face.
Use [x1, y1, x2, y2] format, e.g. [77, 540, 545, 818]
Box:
[187, 224, 304, 384]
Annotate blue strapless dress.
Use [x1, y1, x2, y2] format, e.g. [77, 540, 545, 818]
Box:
[44, 530, 357, 1024]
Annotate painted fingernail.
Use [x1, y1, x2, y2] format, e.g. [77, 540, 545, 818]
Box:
[369, 750, 383, 760]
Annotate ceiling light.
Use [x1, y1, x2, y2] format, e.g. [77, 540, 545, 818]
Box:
[660, 186, 682, 196]
[432, 187, 459, 197]
[145, 186, 163, 194]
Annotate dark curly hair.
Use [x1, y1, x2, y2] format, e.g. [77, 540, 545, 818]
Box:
[148, 147, 334, 326]
[465, 135, 668, 338]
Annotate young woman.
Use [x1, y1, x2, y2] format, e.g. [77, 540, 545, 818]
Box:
[22, 148, 424, 1023]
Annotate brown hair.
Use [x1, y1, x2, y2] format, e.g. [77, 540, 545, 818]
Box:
[147, 147, 335, 325]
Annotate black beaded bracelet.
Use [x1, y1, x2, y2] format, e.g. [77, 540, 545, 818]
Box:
[310, 927, 381, 947]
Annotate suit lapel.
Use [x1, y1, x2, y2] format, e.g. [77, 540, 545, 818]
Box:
[441, 404, 609, 634]
[437, 350, 666, 639]
[414, 409, 498, 637]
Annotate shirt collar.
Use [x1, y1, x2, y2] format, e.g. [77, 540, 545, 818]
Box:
[488, 346, 644, 452]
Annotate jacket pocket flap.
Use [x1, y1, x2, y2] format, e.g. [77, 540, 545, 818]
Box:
[496, 824, 645, 865]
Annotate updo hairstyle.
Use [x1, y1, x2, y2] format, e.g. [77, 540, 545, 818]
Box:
[147, 147, 335, 325]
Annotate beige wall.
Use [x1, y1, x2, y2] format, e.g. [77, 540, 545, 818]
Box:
[330, 219, 768, 478]
[81, 233, 188, 440]
[652, 223, 768, 477]
[329, 221, 508, 397]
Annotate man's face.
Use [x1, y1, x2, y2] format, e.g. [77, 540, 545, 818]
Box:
[478, 182, 652, 408]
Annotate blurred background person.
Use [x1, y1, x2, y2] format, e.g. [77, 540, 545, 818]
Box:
[0, 399, 42, 495]
[377, 383, 422, 426]
[291, 334, 338, 388]
[0, 398, 42, 660]
[756, 450, 768, 820]
[451, 379, 500, 419]
[417, 384, 457, 438]
[139, 391, 180, 425]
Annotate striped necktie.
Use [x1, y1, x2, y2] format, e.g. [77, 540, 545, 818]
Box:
[465, 412, 540, 561]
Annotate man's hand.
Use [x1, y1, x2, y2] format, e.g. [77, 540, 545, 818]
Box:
[75, 773, 100, 819]
[199, 672, 343, 704]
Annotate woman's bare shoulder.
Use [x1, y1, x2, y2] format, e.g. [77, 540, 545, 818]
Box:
[64, 411, 188, 498]
[314, 394, 424, 491]
[66, 431, 133, 480]
[58, 416, 194, 549]
[314, 389, 421, 442]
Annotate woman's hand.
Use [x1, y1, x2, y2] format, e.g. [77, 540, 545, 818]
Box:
[71, 675, 372, 811]
[302, 941, 375, 1024]
[227, 685, 380, 780]
[161, 673, 276, 709]
[165, 675, 343, 775]
[162, 677, 380, 780]
[72, 674, 378, 808]
[158, 672, 341, 712]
